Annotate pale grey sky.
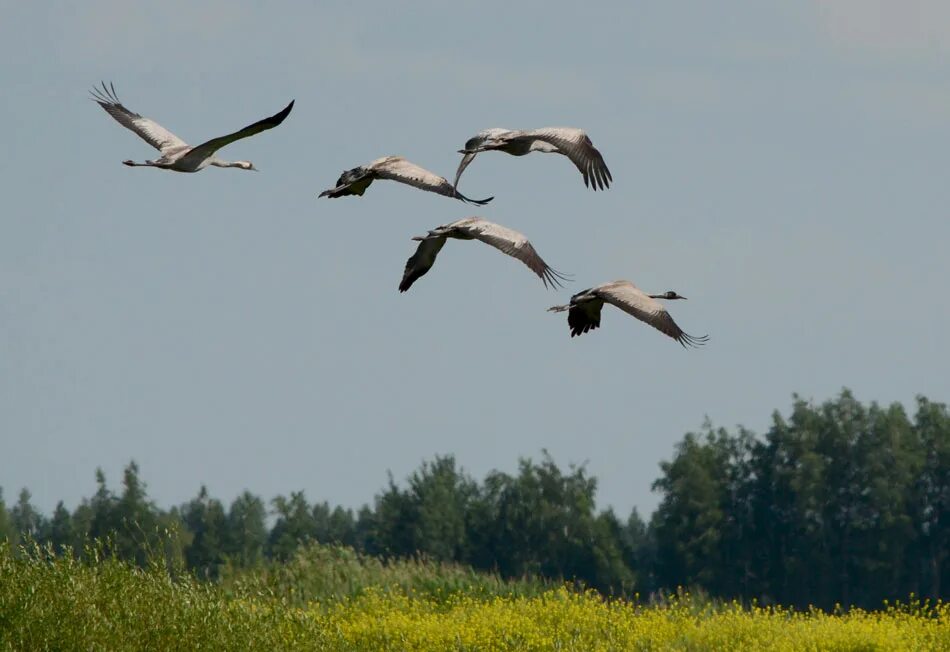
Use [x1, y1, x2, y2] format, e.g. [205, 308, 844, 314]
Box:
[2, 1, 949, 519]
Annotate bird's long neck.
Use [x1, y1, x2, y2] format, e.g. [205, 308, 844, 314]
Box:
[209, 158, 239, 168]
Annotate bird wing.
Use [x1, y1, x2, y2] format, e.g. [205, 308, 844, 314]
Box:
[450, 218, 569, 289]
[399, 236, 447, 292]
[567, 301, 603, 337]
[372, 157, 493, 205]
[594, 281, 707, 347]
[516, 128, 612, 190]
[185, 99, 295, 161]
[90, 82, 188, 153]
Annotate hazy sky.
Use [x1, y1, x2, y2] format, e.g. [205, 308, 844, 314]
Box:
[3, 1, 950, 519]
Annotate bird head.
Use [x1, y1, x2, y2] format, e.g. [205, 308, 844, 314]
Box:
[459, 129, 506, 153]
[458, 136, 482, 154]
[661, 290, 687, 300]
[235, 161, 258, 171]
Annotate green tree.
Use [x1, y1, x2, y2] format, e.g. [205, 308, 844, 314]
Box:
[651, 431, 728, 591]
[312, 502, 357, 547]
[753, 401, 817, 605]
[621, 508, 656, 595]
[0, 488, 14, 543]
[44, 501, 75, 554]
[181, 486, 229, 578]
[911, 396, 950, 598]
[269, 491, 316, 560]
[848, 400, 920, 604]
[227, 491, 268, 567]
[87, 468, 117, 543]
[478, 453, 631, 593]
[371, 474, 415, 557]
[113, 461, 160, 565]
[11, 488, 44, 544]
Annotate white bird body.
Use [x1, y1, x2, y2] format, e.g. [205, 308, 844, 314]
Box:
[91, 82, 294, 173]
[320, 156, 492, 205]
[455, 127, 612, 191]
[549, 280, 707, 347]
[399, 216, 568, 292]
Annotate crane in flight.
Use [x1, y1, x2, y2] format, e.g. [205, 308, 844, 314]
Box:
[454, 127, 612, 192]
[91, 82, 294, 173]
[548, 280, 707, 347]
[399, 217, 568, 292]
[319, 156, 492, 205]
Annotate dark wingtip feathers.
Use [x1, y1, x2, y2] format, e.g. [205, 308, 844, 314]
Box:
[271, 99, 295, 126]
[676, 333, 710, 349]
[540, 267, 572, 290]
[457, 192, 494, 206]
[89, 81, 121, 107]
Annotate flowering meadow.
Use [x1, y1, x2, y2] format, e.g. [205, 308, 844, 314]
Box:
[2, 543, 948, 651]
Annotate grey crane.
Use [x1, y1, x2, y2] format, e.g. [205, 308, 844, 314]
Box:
[91, 82, 293, 172]
[548, 280, 708, 347]
[319, 156, 492, 205]
[399, 217, 568, 292]
[454, 127, 612, 192]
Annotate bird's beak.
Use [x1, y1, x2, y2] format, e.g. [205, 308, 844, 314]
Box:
[457, 149, 467, 154]
[411, 236, 425, 241]
[680, 296, 688, 300]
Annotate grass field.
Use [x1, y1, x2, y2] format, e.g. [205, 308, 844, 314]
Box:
[1, 542, 948, 651]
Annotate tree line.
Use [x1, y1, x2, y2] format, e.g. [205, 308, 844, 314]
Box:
[2, 390, 947, 609]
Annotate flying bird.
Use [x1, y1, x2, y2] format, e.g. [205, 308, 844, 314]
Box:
[399, 217, 568, 292]
[454, 127, 612, 192]
[319, 156, 492, 205]
[548, 280, 708, 347]
[91, 82, 294, 172]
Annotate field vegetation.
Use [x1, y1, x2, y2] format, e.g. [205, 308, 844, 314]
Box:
[2, 541, 947, 651]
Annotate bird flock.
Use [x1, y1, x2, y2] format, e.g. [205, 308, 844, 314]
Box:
[91, 82, 707, 347]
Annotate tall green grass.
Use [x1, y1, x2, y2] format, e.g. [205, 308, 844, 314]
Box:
[0, 540, 546, 650]
[2, 541, 946, 651]
[220, 541, 550, 606]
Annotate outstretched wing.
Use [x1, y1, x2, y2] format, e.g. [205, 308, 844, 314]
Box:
[186, 99, 295, 161]
[399, 237, 447, 292]
[372, 157, 493, 205]
[90, 82, 188, 153]
[594, 281, 707, 347]
[449, 217, 569, 289]
[517, 127, 612, 190]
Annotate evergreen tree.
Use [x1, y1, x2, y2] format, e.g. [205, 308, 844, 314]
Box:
[45, 501, 75, 554]
[181, 486, 229, 578]
[113, 461, 159, 564]
[227, 491, 268, 567]
[11, 488, 44, 543]
[268, 491, 316, 560]
[87, 468, 117, 544]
